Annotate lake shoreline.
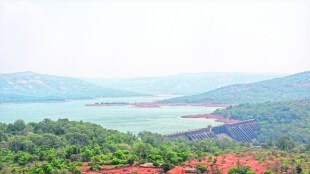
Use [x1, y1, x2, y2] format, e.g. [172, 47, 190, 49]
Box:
[0, 95, 169, 105]
[0, 100, 67, 105]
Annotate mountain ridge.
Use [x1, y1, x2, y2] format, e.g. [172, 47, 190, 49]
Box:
[161, 71, 310, 104]
[0, 72, 145, 102]
[84, 72, 285, 95]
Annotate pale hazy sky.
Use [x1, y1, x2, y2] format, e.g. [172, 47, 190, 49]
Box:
[0, 0, 309, 77]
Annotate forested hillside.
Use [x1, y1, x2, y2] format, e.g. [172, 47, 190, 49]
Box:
[0, 119, 309, 173]
[214, 99, 310, 144]
[0, 72, 143, 102]
[161, 71, 310, 104]
[0, 119, 241, 173]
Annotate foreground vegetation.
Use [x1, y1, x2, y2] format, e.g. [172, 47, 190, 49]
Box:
[0, 119, 309, 173]
[214, 99, 310, 145]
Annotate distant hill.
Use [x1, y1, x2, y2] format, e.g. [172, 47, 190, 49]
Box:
[85, 72, 284, 95]
[214, 99, 310, 143]
[161, 71, 310, 104]
[0, 72, 144, 102]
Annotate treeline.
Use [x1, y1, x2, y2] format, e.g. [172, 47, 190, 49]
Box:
[214, 99, 310, 145]
[0, 119, 244, 173]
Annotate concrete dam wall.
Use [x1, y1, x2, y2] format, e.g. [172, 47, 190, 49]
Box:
[167, 119, 257, 143]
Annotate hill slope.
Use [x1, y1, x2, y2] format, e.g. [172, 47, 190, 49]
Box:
[85, 72, 283, 95]
[214, 99, 310, 144]
[0, 72, 143, 102]
[161, 71, 310, 104]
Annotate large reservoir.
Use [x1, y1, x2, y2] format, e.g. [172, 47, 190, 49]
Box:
[0, 95, 222, 134]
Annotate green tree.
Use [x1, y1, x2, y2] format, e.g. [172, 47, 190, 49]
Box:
[81, 147, 93, 162]
[275, 136, 296, 151]
[66, 132, 90, 147]
[8, 136, 35, 153]
[66, 145, 81, 159]
[7, 120, 26, 134]
[133, 142, 152, 160]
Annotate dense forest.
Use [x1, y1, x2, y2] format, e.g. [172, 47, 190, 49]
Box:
[0, 119, 243, 173]
[0, 119, 309, 173]
[214, 99, 310, 144]
[162, 71, 310, 104]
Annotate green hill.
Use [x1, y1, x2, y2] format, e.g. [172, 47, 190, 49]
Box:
[0, 72, 144, 102]
[214, 99, 310, 144]
[161, 71, 310, 104]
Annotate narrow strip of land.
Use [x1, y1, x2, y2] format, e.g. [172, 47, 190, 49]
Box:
[181, 114, 239, 124]
[86, 102, 234, 108]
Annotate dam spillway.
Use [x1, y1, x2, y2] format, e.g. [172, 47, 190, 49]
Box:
[167, 119, 257, 143]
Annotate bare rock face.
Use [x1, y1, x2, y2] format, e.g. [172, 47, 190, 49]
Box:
[185, 167, 197, 173]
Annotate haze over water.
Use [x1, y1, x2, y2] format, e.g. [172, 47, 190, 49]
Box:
[0, 95, 221, 134]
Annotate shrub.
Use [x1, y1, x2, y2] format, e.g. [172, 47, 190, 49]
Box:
[196, 164, 207, 173]
[161, 163, 173, 172]
[228, 164, 256, 174]
[153, 161, 160, 167]
[264, 170, 272, 174]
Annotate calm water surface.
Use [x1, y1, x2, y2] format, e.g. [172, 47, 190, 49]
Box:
[0, 95, 222, 134]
